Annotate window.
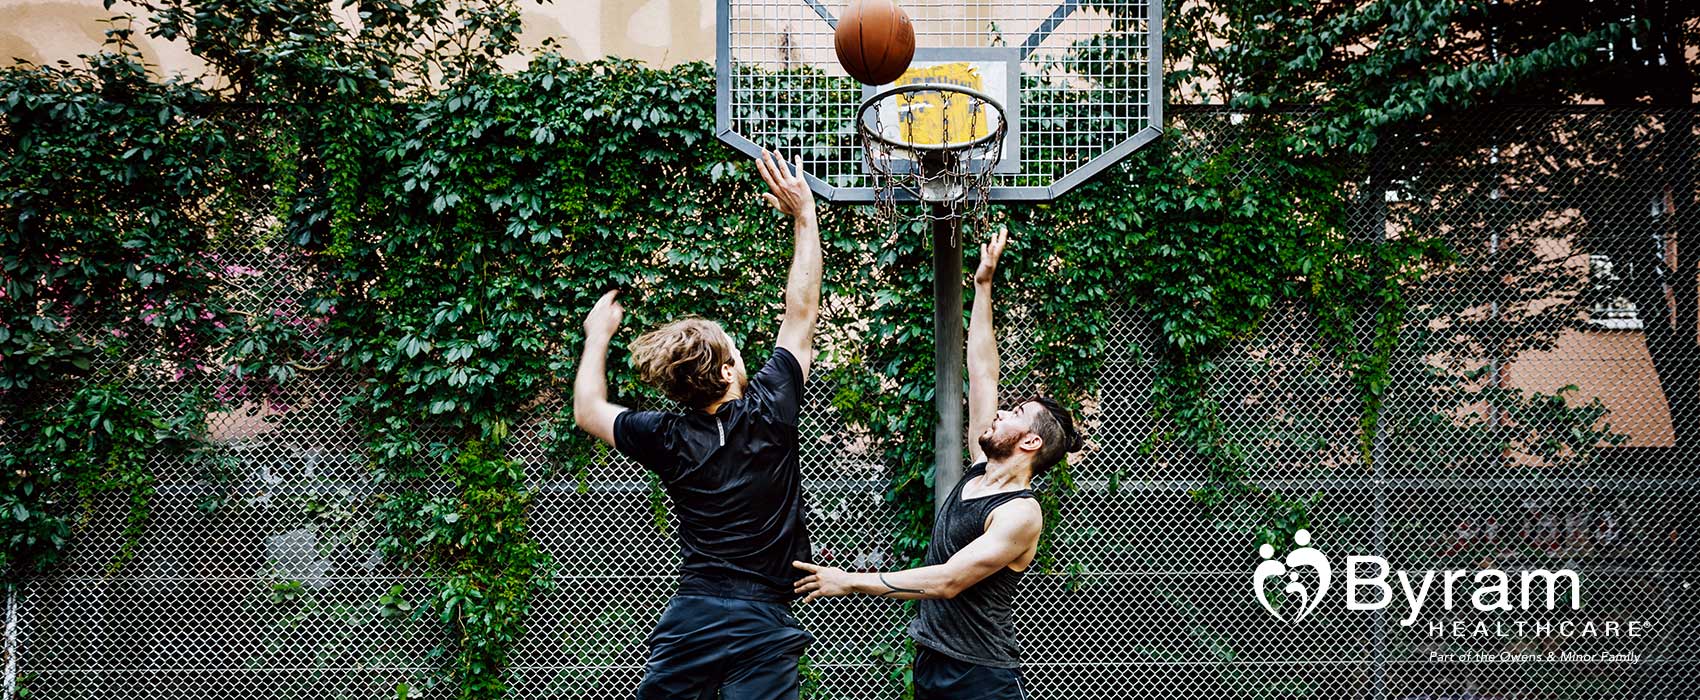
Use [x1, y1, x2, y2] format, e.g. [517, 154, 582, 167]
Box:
[1587, 255, 1642, 329]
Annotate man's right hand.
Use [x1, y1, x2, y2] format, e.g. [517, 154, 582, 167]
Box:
[792, 561, 855, 603]
[767, 146, 823, 381]
[583, 289, 624, 340]
[974, 226, 1010, 287]
[755, 149, 816, 224]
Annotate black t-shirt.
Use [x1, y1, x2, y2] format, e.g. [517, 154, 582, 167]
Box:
[612, 346, 812, 601]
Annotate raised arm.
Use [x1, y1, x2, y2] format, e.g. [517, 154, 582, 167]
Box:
[572, 290, 630, 446]
[756, 149, 822, 380]
[792, 498, 1041, 601]
[966, 227, 1010, 463]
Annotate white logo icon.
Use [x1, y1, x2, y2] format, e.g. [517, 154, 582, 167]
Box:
[1252, 529, 1331, 623]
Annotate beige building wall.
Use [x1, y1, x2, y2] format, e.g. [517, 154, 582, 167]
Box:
[0, 0, 719, 76]
[1, 0, 1111, 77]
[1505, 329, 1677, 448]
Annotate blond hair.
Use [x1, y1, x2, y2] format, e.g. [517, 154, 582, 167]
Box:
[629, 318, 735, 410]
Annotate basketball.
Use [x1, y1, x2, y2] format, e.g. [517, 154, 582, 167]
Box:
[835, 0, 916, 86]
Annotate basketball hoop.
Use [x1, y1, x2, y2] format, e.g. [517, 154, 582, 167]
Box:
[856, 83, 1008, 228]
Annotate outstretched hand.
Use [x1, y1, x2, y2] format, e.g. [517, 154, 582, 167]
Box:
[583, 289, 624, 340]
[755, 149, 816, 223]
[974, 226, 1011, 287]
[792, 561, 852, 603]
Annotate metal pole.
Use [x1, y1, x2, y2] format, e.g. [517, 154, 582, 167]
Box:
[1371, 396, 1389, 700]
[4, 585, 19, 699]
[932, 206, 964, 511]
[1364, 150, 1391, 700]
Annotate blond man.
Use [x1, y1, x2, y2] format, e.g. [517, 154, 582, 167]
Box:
[573, 149, 822, 699]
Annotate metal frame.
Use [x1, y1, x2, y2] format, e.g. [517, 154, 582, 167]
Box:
[715, 0, 1165, 203]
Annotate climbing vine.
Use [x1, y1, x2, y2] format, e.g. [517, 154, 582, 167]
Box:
[0, 385, 205, 577]
[375, 439, 554, 698]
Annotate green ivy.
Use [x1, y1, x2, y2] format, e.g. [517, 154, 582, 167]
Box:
[375, 439, 554, 698]
[0, 384, 192, 578]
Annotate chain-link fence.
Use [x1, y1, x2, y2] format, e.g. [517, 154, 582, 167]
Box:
[4, 106, 1696, 699]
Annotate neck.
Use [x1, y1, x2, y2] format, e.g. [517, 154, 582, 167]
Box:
[704, 386, 743, 415]
[980, 457, 1033, 490]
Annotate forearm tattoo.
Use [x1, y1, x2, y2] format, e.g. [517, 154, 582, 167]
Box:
[877, 572, 926, 597]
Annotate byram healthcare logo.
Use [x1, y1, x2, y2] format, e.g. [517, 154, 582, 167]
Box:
[1252, 529, 1589, 628]
[1252, 529, 1331, 623]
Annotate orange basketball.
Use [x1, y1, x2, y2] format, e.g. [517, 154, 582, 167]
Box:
[835, 0, 916, 86]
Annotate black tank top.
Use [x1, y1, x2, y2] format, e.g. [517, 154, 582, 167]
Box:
[906, 462, 1035, 668]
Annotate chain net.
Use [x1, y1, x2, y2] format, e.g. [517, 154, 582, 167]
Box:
[2, 106, 1696, 699]
[859, 85, 1007, 233]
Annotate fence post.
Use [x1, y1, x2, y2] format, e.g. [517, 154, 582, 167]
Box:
[4, 585, 19, 700]
[1362, 141, 1392, 700]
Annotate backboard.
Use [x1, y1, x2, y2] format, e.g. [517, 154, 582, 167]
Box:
[717, 0, 1163, 202]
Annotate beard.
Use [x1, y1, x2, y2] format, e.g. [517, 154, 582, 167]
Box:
[978, 429, 1021, 461]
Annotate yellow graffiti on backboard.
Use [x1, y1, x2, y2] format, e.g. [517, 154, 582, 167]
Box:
[894, 63, 991, 146]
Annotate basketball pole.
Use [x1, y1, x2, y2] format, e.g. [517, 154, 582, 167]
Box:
[931, 204, 964, 511]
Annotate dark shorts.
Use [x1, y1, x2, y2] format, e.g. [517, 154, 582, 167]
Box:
[634, 594, 816, 700]
[913, 645, 1027, 700]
